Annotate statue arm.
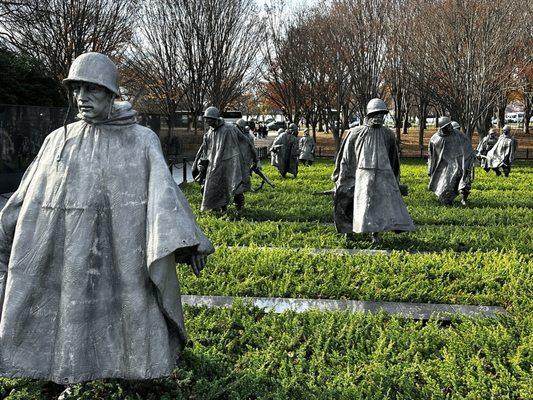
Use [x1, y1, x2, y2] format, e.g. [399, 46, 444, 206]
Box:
[0, 142, 44, 312]
[427, 140, 435, 176]
[388, 129, 401, 180]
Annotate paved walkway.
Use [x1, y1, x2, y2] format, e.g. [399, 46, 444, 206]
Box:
[181, 295, 507, 321]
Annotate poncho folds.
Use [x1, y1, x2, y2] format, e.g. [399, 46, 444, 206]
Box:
[332, 123, 415, 234]
[299, 134, 315, 162]
[486, 132, 517, 170]
[0, 102, 214, 383]
[428, 128, 476, 204]
[192, 120, 248, 210]
[271, 131, 299, 176]
[476, 132, 498, 169]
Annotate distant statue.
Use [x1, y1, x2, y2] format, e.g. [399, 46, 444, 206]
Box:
[0, 52, 214, 384]
[332, 98, 415, 244]
[428, 116, 476, 205]
[485, 125, 517, 177]
[299, 128, 315, 166]
[192, 106, 249, 211]
[476, 128, 499, 171]
[270, 123, 299, 178]
[270, 128, 285, 168]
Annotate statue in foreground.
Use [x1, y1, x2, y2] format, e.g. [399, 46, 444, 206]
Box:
[0, 52, 214, 383]
[270, 123, 299, 178]
[332, 98, 415, 244]
[192, 107, 249, 211]
[428, 116, 476, 205]
[485, 125, 517, 177]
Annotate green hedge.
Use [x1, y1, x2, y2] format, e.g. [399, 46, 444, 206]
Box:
[1, 159, 531, 399]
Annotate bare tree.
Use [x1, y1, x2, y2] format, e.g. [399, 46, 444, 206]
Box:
[1, 0, 137, 82]
[406, 0, 526, 138]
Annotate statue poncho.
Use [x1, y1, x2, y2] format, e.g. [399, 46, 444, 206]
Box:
[271, 131, 299, 176]
[428, 128, 476, 204]
[485, 132, 517, 171]
[332, 122, 415, 234]
[193, 120, 248, 210]
[236, 130, 258, 192]
[299, 134, 315, 162]
[476, 132, 498, 170]
[0, 102, 214, 383]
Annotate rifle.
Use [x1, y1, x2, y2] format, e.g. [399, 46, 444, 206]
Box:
[251, 165, 275, 191]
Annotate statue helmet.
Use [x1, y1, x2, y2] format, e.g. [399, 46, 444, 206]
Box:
[366, 98, 388, 116]
[236, 118, 247, 128]
[304, 128, 309, 134]
[289, 122, 298, 131]
[502, 125, 511, 132]
[438, 116, 452, 128]
[63, 52, 119, 95]
[203, 106, 220, 119]
[451, 121, 460, 130]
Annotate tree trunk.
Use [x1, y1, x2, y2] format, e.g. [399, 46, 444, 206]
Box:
[394, 92, 402, 138]
[498, 105, 506, 128]
[418, 100, 427, 154]
[402, 102, 410, 135]
[524, 94, 531, 135]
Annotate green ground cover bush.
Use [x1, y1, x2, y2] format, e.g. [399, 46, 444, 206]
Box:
[2, 159, 531, 399]
[177, 247, 531, 311]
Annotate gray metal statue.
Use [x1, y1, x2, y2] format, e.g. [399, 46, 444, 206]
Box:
[234, 118, 274, 191]
[485, 125, 517, 177]
[192, 107, 249, 211]
[0, 52, 214, 384]
[270, 128, 285, 168]
[270, 123, 299, 178]
[299, 128, 315, 166]
[428, 116, 476, 205]
[476, 128, 499, 170]
[332, 98, 415, 244]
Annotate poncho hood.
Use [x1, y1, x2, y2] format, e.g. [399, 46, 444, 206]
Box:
[78, 101, 137, 126]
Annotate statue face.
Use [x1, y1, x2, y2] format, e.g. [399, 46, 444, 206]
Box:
[367, 113, 385, 127]
[204, 117, 218, 128]
[442, 124, 454, 134]
[72, 82, 113, 121]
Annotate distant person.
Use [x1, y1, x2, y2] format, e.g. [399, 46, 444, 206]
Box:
[332, 98, 415, 244]
[476, 128, 499, 171]
[428, 116, 476, 205]
[192, 106, 249, 211]
[270, 123, 299, 178]
[485, 125, 517, 177]
[299, 128, 315, 166]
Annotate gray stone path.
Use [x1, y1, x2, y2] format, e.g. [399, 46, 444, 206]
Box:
[181, 295, 507, 321]
[229, 245, 392, 255]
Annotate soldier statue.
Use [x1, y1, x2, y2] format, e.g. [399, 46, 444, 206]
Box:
[299, 128, 315, 166]
[332, 98, 415, 244]
[428, 116, 476, 205]
[192, 107, 249, 211]
[0, 52, 214, 384]
[477, 128, 499, 171]
[270, 123, 299, 178]
[485, 125, 517, 177]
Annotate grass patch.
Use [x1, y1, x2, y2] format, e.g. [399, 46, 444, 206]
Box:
[1, 158, 531, 399]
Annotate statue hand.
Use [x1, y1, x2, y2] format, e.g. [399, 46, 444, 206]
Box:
[190, 254, 207, 277]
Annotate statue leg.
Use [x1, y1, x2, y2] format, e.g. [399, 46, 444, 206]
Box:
[234, 193, 245, 210]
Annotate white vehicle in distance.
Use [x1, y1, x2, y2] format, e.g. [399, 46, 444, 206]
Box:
[505, 112, 524, 123]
